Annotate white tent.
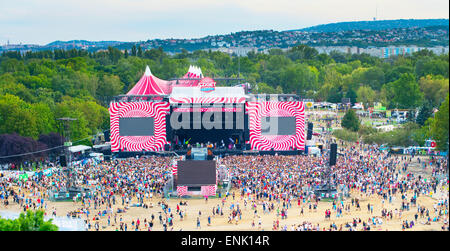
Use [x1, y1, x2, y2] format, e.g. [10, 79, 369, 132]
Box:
[92, 143, 111, 149]
[68, 145, 92, 153]
[308, 147, 321, 156]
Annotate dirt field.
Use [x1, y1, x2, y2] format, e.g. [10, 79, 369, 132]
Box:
[1, 153, 447, 231]
[1, 180, 447, 231]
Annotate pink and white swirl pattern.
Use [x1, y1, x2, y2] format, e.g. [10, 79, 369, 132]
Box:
[177, 186, 188, 197]
[169, 97, 246, 104]
[201, 185, 217, 197]
[109, 102, 170, 152]
[246, 102, 306, 151]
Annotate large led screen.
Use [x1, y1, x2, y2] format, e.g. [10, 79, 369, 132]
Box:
[261, 116, 296, 135]
[119, 117, 154, 136]
[177, 160, 216, 186]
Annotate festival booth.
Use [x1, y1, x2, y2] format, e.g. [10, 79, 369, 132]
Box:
[109, 65, 306, 153]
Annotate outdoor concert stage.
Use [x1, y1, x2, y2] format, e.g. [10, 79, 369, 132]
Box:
[109, 65, 307, 155]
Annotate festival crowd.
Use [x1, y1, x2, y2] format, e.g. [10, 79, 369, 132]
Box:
[0, 140, 448, 231]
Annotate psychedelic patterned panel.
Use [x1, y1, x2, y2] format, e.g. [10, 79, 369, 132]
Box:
[169, 97, 246, 104]
[246, 101, 306, 151]
[109, 102, 169, 152]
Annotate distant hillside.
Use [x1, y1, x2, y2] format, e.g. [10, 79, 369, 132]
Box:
[46, 40, 122, 46]
[2, 19, 448, 53]
[294, 19, 449, 32]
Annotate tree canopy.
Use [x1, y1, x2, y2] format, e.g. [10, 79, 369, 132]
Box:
[341, 109, 360, 132]
[0, 210, 59, 231]
[0, 45, 448, 155]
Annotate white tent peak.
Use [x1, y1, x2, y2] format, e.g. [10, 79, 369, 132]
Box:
[144, 65, 152, 76]
[195, 66, 200, 76]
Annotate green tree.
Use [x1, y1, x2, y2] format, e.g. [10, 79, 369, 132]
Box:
[351, 67, 385, 91]
[255, 82, 276, 94]
[385, 65, 414, 83]
[0, 210, 58, 231]
[416, 101, 433, 126]
[430, 94, 449, 151]
[137, 45, 143, 57]
[96, 74, 125, 104]
[341, 109, 360, 132]
[418, 75, 449, 107]
[356, 85, 376, 107]
[31, 102, 56, 135]
[415, 58, 449, 79]
[385, 73, 424, 109]
[287, 44, 318, 61]
[280, 63, 318, 95]
[131, 45, 137, 57]
[0, 94, 38, 138]
[346, 87, 357, 105]
[0, 74, 36, 103]
[327, 86, 343, 103]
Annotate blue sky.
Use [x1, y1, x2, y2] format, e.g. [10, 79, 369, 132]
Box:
[0, 0, 448, 45]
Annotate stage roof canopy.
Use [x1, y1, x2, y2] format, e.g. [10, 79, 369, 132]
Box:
[127, 66, 172, 95]
[170, 86, 248, 98]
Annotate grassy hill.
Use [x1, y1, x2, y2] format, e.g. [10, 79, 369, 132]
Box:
[292, 19, 449, 32]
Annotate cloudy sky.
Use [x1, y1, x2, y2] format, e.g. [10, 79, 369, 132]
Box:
[0, 0, 448, 45]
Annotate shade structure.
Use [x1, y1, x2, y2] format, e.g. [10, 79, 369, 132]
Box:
[174, 65, 203, 88]
[185, 65, 203, 79]
[68, 145, 92, 153]
[127, 66, 172, 95]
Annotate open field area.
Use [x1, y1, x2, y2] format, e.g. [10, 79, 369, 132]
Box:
[1, 155, 448, 231]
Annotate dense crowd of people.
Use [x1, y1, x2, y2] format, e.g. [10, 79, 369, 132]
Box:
[218, 143, 448, 231]
[0, 139, 448, 231]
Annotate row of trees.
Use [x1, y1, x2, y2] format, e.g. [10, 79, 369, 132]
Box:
[0, 133, 64, 164]
[0, 45, 448, 155]
[2, 45, 448, 108]
[338, 94, 449, 151]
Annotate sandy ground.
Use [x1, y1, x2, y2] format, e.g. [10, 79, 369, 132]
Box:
[1, 187, 446, 231]
[1, 156, 447, 231]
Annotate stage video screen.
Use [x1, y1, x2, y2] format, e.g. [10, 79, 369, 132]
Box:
[177, 160, 216, 186]
[261, 116, 296, 135]
[119, 117, 154, 136]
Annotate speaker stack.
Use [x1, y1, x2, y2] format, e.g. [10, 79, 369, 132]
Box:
[329, 143, 337, 166]
[166, 114, 172, 141]
[307, 122, 313, 140]
[59, 155, 67, 167]
[104, 130, 110, 142]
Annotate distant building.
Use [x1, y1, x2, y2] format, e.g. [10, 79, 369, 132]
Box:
[311, 45, 449, 58]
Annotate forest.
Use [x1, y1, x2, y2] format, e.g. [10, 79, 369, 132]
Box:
[0, 44, 448, 163]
